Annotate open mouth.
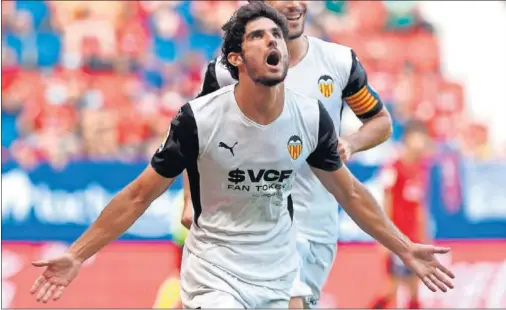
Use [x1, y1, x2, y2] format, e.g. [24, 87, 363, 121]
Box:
[266, 50, 281, 67]
[285, 13, 302, 21]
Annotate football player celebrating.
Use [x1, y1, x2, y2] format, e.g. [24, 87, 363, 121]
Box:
[182, 1, 394, 308]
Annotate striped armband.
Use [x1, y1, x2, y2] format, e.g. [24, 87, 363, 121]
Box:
[344, 84, 384, 119]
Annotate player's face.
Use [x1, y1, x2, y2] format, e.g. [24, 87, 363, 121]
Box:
[265, 1, 307, 40]
[240, 17, 289, 86]
[405, 132, 428, 157]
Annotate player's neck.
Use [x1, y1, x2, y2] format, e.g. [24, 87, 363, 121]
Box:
[287, 35, 308, 68]
[234, 80, 285, 125]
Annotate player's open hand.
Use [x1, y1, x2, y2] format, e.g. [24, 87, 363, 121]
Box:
[337, 137, 354, 163]
[30, 253, 82, 303]
[401, 243, 455, 293]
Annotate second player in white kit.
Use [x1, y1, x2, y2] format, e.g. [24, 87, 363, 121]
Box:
[183, 1, 393, 307]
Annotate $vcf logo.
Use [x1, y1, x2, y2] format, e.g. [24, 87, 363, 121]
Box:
[287, 135, 303, 160]
[318, 75, 335, 98]
[228, 169, 293, 184]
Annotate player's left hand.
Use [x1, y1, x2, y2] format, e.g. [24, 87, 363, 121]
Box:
[337, 137, 354, 163]
[181, 200, 193, 230]
[400, 243, 455, 292]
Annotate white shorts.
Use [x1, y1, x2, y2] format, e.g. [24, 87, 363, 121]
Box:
[180, 246, 291, 308]
[290, 237, 337, 307]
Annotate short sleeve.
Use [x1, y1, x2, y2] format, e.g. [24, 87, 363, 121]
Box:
[306, 101, 343, 171]
[151, 103, 199, 178]
[342, 50, 384, 120]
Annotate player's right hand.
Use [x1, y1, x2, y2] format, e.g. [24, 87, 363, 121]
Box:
[30, 253, 82, 303]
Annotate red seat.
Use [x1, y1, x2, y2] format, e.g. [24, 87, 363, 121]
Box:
[1, 67, 20, 91]
[117, 21, 149, 58]
[435, 80, 465, 116]
[406, 31, 440, 72]
[20, 99, 78, 134]
[411, 73, 441, 121]
[85, 73, 137, 108]
[370, 33, 406, 73]
[116, 106, 150, 145]
[340, 32, 406, 73]
[7, 71, 45, 106]
[424, 114, 459, 141]
[456, 121, 490, 158]
[418, 72, 443, 102]
[392, 72, 423, 108]
[347, 1, 387, 33]
[367, 70, 397, 101]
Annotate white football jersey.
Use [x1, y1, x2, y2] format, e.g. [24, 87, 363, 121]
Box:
[151, 85, 342, 288]
[197, 36, 384, 243]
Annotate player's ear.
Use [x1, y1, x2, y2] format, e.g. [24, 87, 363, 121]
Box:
[227, 52, 243, 68]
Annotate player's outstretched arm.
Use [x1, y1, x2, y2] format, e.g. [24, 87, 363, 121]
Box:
[307, 101, 454, 293]
[67, 166, 176, 262]
[312, 166, 454, 292]
[30, 103, 198, 303]
[29, 165, 176, 303]
[339, 50, 392, 161]
[314, 166, 412, 255]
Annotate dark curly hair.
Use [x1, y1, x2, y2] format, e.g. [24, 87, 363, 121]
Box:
[220, 1, 288, 80]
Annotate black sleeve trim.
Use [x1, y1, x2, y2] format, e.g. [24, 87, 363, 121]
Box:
[342, 50, 384, 120]
[342, 50, 367, 98]
[306, 101, 343, 171]
[151, 103, 199, 178]
[196, 59, 221, 98]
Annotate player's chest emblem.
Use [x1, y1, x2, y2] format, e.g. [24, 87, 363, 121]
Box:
[318, 75, 335, 98]
[287, 135, 303, 160]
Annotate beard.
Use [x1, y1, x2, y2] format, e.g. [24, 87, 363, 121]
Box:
[288, 25, 305, 40]
[243, 54, 289, 87]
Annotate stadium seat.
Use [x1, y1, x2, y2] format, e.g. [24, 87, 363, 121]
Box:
[84, 73, 135, 109]
[406, 31, 440, 72]
[435, 80, 465, 116]
[346, 1, 387, 33]
[116, 106, 151, 146]
[0, 0, 482, 162]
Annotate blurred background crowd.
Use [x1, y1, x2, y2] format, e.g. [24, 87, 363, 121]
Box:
[2, 1, 506, 309]
[2, 0, 503, 170]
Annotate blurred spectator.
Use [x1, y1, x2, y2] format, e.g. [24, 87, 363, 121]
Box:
[51, 2, 118, 70]
[0, 0, 492, 168]
[5, 9, 38, 67]
[80, 109, 120, 160]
